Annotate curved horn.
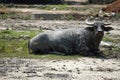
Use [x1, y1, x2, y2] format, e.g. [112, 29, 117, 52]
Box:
[85, 19, 94, 25]
[102, 20, 111, 25]
[104, 22, 111, 25]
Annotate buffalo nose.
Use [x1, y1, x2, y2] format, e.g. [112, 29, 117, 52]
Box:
[97, 31, 104, 34]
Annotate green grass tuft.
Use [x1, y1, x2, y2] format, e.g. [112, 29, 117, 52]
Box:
[0, 30, 40, 58]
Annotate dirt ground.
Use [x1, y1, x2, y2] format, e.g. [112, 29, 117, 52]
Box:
[0, 2, 120, 79]
[104, 0, 120, 12]
[0, 19, 120, 34]
[0, 19, 120, 80]
[0, 57, 120, 80]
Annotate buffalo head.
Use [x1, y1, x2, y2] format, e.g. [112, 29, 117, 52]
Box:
[85, 19, 114, 52]
[85, 19, 113, 36]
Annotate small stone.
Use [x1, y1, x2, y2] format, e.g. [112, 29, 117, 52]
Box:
[52, 60, 57, 63]
[27, 73, 37, 77]
[68, 70, 72, 72]
[51, 67, 57, 71]
[90, 67, 93, 71]
[77, 71, 80, 74]
[63, 65, 66, 67]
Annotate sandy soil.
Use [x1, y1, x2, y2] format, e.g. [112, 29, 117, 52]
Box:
[0, 57, 120, 80]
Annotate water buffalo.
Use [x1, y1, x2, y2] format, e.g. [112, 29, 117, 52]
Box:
[28, 19, 113, 55]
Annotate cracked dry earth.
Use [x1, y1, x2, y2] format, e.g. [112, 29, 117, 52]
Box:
[0, 58, 120, 80]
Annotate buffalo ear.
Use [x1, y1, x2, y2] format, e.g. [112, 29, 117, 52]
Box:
[85, 27, 94, 31]
[104, 27, 114, 31]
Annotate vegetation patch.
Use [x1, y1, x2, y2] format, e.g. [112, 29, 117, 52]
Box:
[36, 4, 67, 10]
[101, 34, 120, 58]
[101, 46, 120, 59]
[0, 12, 31, 20]
[0, 30, 38, 58]
[103, 34, 120, 43]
